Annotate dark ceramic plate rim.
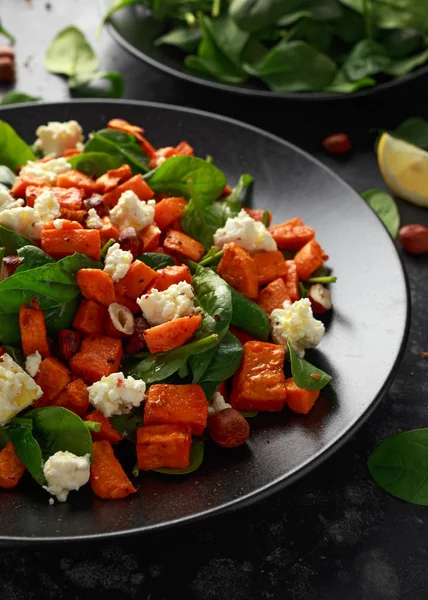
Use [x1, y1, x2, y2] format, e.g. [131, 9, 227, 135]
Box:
[0, 100, 410, 544]
[99, 0, 428, 102]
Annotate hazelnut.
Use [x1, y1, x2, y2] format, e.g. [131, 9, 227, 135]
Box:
[108, 303, 134, 336]
[118, 227, 140, 258]
[399, 224, 428, 255]
[208, 408, 250, 448]
[2, 255, 23, 278]
[125, 316, 149, 354]
[83, 194, 107, 217]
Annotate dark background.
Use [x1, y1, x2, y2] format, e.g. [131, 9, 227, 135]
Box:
[1, 1, 428, 598]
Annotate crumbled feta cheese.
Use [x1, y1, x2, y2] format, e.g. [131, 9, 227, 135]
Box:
[34, 120, 83, 157]
[270, 298, 325, 358]
[33, 189, 61, 223]
[20, 157, 71, 185]
[88, 372, 146, 418]
[0, 206, 43, 240]
[109, 190, 155, 232]
[137, 281, 196, 326]
[213, 209, 277, 253]
[0, 353, 42, 426]
[0, 189, 24, 212]
[103, 243, 133, 283]
[25, 351, 42, 377]
[86, 208, 103, 230]
[43, 451, 91, 503]
[208, 392, 231, 417]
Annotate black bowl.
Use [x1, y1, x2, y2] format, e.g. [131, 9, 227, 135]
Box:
[0, 100, 409, 543]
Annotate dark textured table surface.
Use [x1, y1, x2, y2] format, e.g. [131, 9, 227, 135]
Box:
[2, 1, 428, 598]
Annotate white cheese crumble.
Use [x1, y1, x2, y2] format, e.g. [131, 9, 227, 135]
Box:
[270, 298, 325, 358]
[208, 392, 231, 417]
[43, 451, 91, 503]
[0, 206, 43, 240]
[0, 189, 24, 212]
[86, 208, 103, 230]
[88, 372, 146, 418]
[103, 243, 133, 283]
[137, 281, 196, 326]
[34, 120, 83, 157]
[20, 157, 71, 185]
[213, 209, 277, 254]
[109, 190, 155, 232]
[25, 351, 42, 378]
[33, 189, 61, 223]
[0, 353, 42, 426]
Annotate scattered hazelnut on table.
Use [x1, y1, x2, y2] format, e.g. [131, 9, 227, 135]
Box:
[322, 133, 352, 154]
[0, 46, 15, 83]
[398, 224, 428, 255]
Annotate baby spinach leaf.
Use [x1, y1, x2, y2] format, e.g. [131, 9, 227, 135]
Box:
[390, 117, 428, 150]
[326, 70, 375, 93]
[44, 26, 99, 77]
[2, 345, 25, 368]
[198, 331, 243, 383]
[145, 156, 226, 206]
[288, 341, 332, 391]
[101, 238, 116, 260]
[16, 246, 55, 272]
[384, 29, 423, 59]
[343, 40, 390, 81]
[154, 439, 204, 475]
[231, 0, 291, 32]
[0, 18, 15, 42]
[0, 121, 35, 171]
[69, 71, 125, 99]
[0, 426, 10, 449]
[244, 40, 337, 92]
[361, 189, 399, 238]
[0, 225, 37, 255]
[229, 285, 270, 340]
[386, 49, 428, 77]
[124, 334, 219, 384]
[84, 129, 149, 173]
[156, 27, 202, 53]
[368, 429, 428, 506]
[7, 419, 45, 485]
[138, 252, 175, 270]
[222, 173, 253, 216]
[181, 199, 225, 250]
[98, 0, 142, 35]
[0, 92, 42, 105]
[339, 0, 428, 32]
[110, 410, 144, 443]
[68, 151, 124, 177]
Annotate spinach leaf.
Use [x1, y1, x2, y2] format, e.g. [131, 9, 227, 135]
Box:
[124, 334, 219, 384]
[154, 439, 204, 475]
[0, 92, 42, 105]
[68, 71, 125, 99]
[44, 26, 99, 77]
[244, 40, 337, 92]
[156, 27, 202, 53]
[343, 40, 391, 82]
[138, 252, 175, 270]
[7, 419, 45, 484]
[199, 331, 243, 383]
[110, 410, 144, 443]
[68, 151, 124, 177]
[16, 246, 55, 272]
[0, 253, 99, 345]
[339, 0, 428, 32]
[384, 29, 423, 59]
[0, 225, 37, 255]
[222, 173, 253, 215]
[326, 71, 375, 93]
[84, 129, 149, 173]
[98, 0, 142, 34]
[361, 189, 399, 238]
[390, 117, 428, 150]
[0, 18, 14, 42]
[288, 341, 332, 391]
[2, 346, 25, 368]
[231, 0, 292, 32]
[0, 121, 35, 171]
[181, 198, 226, 250]
[145, 156, 226, 206]
[368, 429, 428, 506]
[229, 285, 270, 340]
[0, 166, 17, 188]
[386, 49, 428, 77]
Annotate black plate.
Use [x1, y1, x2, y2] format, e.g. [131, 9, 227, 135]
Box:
[100, 0, 428, 102]
[0, 100, 408, 543]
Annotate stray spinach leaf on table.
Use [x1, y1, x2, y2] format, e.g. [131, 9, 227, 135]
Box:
[288, 341, 332, 391]
[361, 189, 400, 238]
[0, 18, 14, 42]
[0, 92, 42, 105]
[69, 71, 125, 99]
[0, 121, 35, 171]
[84, 129, 150, 173]
[45, 26, 99, 77]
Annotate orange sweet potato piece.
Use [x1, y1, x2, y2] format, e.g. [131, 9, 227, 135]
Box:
[139, 224, 161, 252]
[107, 118, 156, 158]
[163, 230, 205, 262]
[54, 378, 89, 416]
[120, 260, 158, 299]
[152, 265, 192, 291]
[73, 300, 106, 336]
[229, 326, 258, 346]
[27, 186, 84, 210]
[258, 278, 291, 314]
[114, 283, 140, 314]
[217, 242, 258, 299]
[77, 269, 116, 306]
[283, 260, 300, 302]
[268, 217, 315, 251]
[144, 315, 202, 354]
[90, 440, 136, 499]
[154, 197, 187, 230]
[56, 170, 99, 196]
[100, 216, 120, 244]
[136, 424, 192, 471]
[58, 330, 82, 362]
[285, 378, 320, 414]
[149, 142, 194, 169]
[103, 174, 154, 207]
[0, 442, 25, 488]
[40, 228, 101, 260]
[253, 250, 288, 286]
[59, 207, 87, 224]
[11, 176, 45, 198]
[144, 383, 208, 435]
[84, 410, 124, 444]
[230, 341, 287, 411]
[244, 208, 272, 226]
[35, 357, 71, 406]
[69, 336, 123, 384]
[294, 239, 329, 281]
[96, 164, 132, 194]
[19, 303, 50, 357]
[43, 219, 83, 231]
[175, 141, 194, 156]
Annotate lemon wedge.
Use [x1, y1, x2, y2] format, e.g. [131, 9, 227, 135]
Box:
[377, 132, 428, 208]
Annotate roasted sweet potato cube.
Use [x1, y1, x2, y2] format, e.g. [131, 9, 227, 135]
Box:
[163, 230, 205, 262]
[136, 424, 192, 471]
[144, 383, 208, 436]
[73, 299, 106, 336]
[154, 197, 187, 230]
[35, 357, 71, 406]
[139, 224, 161, 252]
[58, 329, 82, 362]
[90, 440, 136, 499]
[120, 260, 157, 299]
[19, 303, 50, 358]
[54, 378, 89, 416]
[69, 336, 123, 384]
[84, 410, 124, 444]
[96, 164, 132, 194]
[100, 216, 120, 244]
[144, 315, 202, 354]
[56, 170, 99, 196]
[268, 217, 315, 251]
[283, 260, 300, 302]
[285, 378, 320, 414]
[258, 278, 290, 315]
[230, 341, 287, 411]
[103, 174, 154, 207]
[294, 239, 329, 281]
[77, 269, 116, 306]
[244, 208, 272, 226]
[114, 283, 140, 314]
[0, 442, 25, 488]
[40, 229, 101, 260]
[217, 242, 258, 299]
[253, 250, 288, 286]
[152, 265, 192, 291]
